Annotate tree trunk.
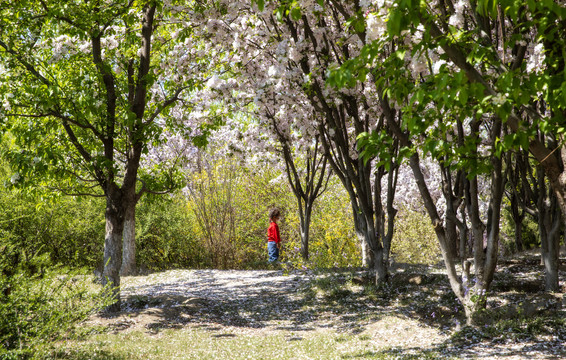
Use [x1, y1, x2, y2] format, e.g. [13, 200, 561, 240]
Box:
[374, 164, 399, 269]
[506, 149, 528, 253]
[120, 201, 137, 276]
[408, 142, 504, 326]
[354, 218, 387, 284]
[102, 186, 126, 313]
[408, 153, 467, 301]
[512, 197, 524, 253]
[360, 234, 374, 269]
[539, 190, 561, 292]
[299, 203, 313, 260]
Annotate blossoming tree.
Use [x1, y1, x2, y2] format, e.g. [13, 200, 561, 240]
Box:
[0, 0, 222, 310]
[243, 0, 401, 281]
[334, 0, 565, 323]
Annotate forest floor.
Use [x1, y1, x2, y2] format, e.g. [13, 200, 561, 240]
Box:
[60, 250, 566, 359]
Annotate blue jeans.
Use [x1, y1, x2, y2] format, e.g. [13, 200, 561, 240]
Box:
[268, 242, 279, 263]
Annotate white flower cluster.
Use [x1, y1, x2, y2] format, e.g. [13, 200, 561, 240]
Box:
[2, 92, 13, 111]
[449, 0, 467, 27]
[526, 43, 546, 74]
[10, 172, 20, 184]
[366, 13, 387, 42]
[49, 35, 77, 63]
[491, 93, 507, 106]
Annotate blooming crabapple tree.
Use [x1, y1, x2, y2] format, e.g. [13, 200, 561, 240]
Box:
[0, 0, 222, 310]
[230, 0, 403, 282]
[193, 2, 332, 262]
[334, 0, 565, 322]
[395, 0, 566, 293]
[268, 113, 332, 261]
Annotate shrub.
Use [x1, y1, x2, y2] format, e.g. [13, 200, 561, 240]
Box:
[0, 188, 105, 270]
[284, 180, 361, 270]
[135, 194, 204, 270]
[391, 207, 440, 265]
[0, 241, 112, 359]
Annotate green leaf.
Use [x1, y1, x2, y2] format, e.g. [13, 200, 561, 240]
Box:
[388, 9, 402, 36]
[459, 88, 469, 106]
[290, 6, 302, 21]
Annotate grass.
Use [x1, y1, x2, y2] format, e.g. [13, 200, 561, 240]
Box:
[30, 251, 566, 360]
[47, 327, 448, 360]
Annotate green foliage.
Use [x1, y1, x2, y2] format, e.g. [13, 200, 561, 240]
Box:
[285, 181, 361, 270]
[0, 186, 105, 270]
[501, 207, 540, 252]
[135, 194, 203, 271]
[0, 254, 112, 359]
[0, 161, 111, 357]
[391, 207, 441, 265]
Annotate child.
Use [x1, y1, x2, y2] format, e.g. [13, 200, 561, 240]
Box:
[267, 208, 281, 263]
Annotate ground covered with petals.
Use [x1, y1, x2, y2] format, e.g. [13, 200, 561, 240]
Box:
[54, 252, 565, 359]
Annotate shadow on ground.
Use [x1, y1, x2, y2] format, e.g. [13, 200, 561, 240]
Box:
[89, 251, 565, 359]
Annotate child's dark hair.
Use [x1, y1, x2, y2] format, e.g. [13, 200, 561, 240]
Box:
[269, 208, 280, 221]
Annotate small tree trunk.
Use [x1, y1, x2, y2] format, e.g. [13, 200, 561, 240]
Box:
[298, 197, 315, 261]
[354, 212, 387, 284]
[458, 202, 469, 260]
[372, 246, 388, 284]
[542, 238, 560, 291]
[299, 205, 312, 260]
[513, 216, 524, 252]
[120, 201, 137, 276]
[510, 191, 525, 252]
[535, 164, 562, 292]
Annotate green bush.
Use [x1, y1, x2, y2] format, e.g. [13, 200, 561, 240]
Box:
[391, 207, 440, 265]
[0, 243, 112, 359]
[0, 188, 105, 270]
[135, 194, 204, 270]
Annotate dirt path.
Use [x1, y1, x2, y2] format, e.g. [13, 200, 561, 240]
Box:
[88, 265, 566, 359]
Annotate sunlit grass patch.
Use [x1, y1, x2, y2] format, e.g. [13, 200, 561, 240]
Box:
[48, 327, 404, 360]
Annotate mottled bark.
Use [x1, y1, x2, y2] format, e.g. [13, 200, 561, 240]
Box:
[102, 185, 126, 312]
[120, 201, 137, 276]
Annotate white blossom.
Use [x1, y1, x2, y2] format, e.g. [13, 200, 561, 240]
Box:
[10, 172, 20, 184]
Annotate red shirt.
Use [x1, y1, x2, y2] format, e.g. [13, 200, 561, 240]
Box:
[267, 221, 281, 244]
